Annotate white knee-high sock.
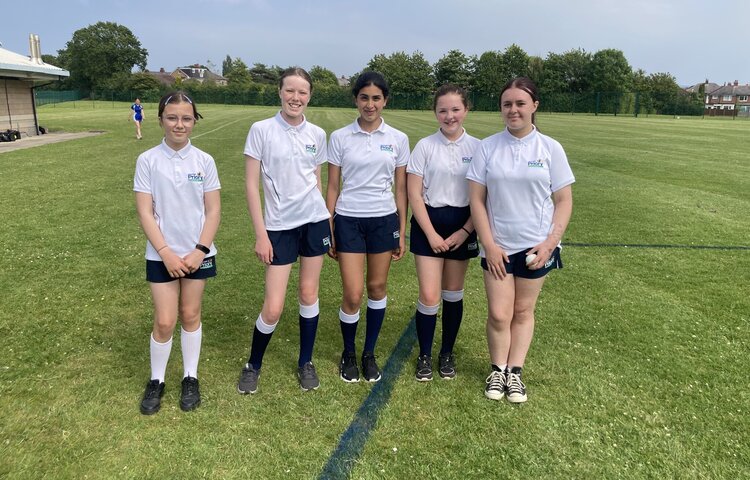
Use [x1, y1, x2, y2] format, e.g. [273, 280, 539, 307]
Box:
[150, 334, 173, 383]
[181, 324, 202, 379]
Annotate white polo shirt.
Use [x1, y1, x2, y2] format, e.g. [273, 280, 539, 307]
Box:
[134, 139, 221, 261]
[466, 127, 575, 256]
[328, 118, 410, 217]
[244, 112, 330, 230]
[407, 129, 480, 208]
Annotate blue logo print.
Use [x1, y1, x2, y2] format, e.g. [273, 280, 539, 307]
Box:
[305, 144, 317, 154]
[462, 156, 472, 164]
[188, 172, 204, 182]
[380, 144, 394, 153]
[527, 159, 544, 168]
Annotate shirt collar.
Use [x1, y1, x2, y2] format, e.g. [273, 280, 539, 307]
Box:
[159, 139, 192, 158]
[350, 117, 386, 135]
[275, 111, 307, 131]
[502, 124, 537, 142]
[437, 128, 466, 145]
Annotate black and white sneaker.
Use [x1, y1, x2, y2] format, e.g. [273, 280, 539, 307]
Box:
[237, 363, 260, 395]
[339, 351, 360, 383]
[438, 353, 456, 380]
[298, 362, 320, 391]
[484, 369, 506, 401]
[506, 367, 527, 403]
[361, 352, 382, 382]
[415, 354, 433, 382]
[140, 379, 165, 415]
[180, 376, 201, 412]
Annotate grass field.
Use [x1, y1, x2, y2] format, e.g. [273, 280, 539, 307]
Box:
[1, 101, 748, 479]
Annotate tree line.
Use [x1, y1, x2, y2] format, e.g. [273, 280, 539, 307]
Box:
[42, 22, 702, 115]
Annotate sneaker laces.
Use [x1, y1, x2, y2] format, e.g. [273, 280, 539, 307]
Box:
[506, 371, 526, 395]
[485, 370, 505, 390]
[144, 381, 162, 398]
[300, 362, 316, 379]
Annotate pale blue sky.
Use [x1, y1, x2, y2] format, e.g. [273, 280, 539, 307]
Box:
[2, 0, 747, 86]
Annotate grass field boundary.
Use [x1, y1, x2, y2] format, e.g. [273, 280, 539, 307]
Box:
[318, 318, 417, 480]
[567, 242, 750, 250]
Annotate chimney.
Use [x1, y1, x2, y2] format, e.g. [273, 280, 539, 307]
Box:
[160, 67, 165, 73]
[734, 80, 739, 86]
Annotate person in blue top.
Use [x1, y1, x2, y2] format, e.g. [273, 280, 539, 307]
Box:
[131, 98, 145, 139]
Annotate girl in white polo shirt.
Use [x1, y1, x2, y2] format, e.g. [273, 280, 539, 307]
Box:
[237, 67, 331, 394]
[326, 71, 409, 383]
[407, 84, 480, 382]
[134, 91, 221, 415]
[467, 77, 574, 403]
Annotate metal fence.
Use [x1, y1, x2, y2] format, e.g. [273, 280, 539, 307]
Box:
[36, 88, 714, 117]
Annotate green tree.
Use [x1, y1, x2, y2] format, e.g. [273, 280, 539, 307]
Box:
[589, 48, 632, 93]
[250, 63, 283, 85]
[225, 58, 252, 85]
[58, 21, 147, 93]
[472, 50, 504, 96]
[541, 49, 592, 94]
[222, 55, 232, 76]
[433, 49, 473, 88]
[366, 51, 433, 94]
[502, 44, 529, 79]
[309, 65, 339, 88]
[129, 72, 164, 101]
[527, 56, 544, 87]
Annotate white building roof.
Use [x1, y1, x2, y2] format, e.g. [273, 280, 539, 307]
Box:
[0, 45, 69, 81]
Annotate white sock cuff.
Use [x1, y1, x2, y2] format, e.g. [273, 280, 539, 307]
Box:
[417, 300, 440, 315]
[441, 289, 464, 302]
[339, 308, 360, 324]
[299, 299, 320, 319]
[180, 323, 202, 337]
[151, 333, 173, 346]
[255, 314, 277, 334]
[367, 296, 387, 310]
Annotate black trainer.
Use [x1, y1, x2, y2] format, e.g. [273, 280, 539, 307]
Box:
[361, 352, 381, 382]
[484, 369, 506, 401]
[415, 354, 433, 382]
[140, 379, 165, 415]
[238, 363, 260, 394]
[506, 366, 527, 403]
[298, 362, 320, 391]
[339, 351, 360, 383]
[438, 353, 456, 379]
[179, 376, 201, 411]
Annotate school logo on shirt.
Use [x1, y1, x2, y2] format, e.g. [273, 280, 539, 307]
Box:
[527, 159, 545, 168]
[188, 172, 205, 182]
[305, 144, 317, 154]
[380, 144, 394, 153]
[462, 156, 472, 164]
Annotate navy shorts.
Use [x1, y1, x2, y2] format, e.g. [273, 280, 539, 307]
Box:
[146, 256, 217, 283]
[410, 205, 479, 260]
[480, 247, 562, 279]
[333, 213, 400, 254]
[268, 219, 331, 265]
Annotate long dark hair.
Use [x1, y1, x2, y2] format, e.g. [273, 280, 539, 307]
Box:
[352, 71, 389, 98]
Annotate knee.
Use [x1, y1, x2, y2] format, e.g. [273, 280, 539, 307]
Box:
[419, 290, 441, 307]
[342, 289, 363, 311]
[299, 284, 319, 306]
[153, 315, 176, 338]
[487, 308, 512, 330]
[179, 305, 201, 329]
[366, 281, 387, 300]
[261, 304, 284, 325]
[513, 304, 536, 323]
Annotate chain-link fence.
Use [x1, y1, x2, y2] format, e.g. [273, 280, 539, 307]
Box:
[35, 88, 718, 118]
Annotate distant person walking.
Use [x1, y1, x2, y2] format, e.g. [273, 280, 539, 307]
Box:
[467, 77, 574, 403]
[134, 91, 221, 415]
[407, 84, 480, 382]
[131, 98, 145, 139]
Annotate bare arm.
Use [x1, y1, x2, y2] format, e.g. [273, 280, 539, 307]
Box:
[182, 189, 221, 272]
[469, 180, 508, 280]
[407, 173, 449, 253]
[325, 164, 342, 259]
[245, 155, 273, 265]
[527, 185, 573, 269]
[135, 191, 188, 277]
[392, 165, 408, 261]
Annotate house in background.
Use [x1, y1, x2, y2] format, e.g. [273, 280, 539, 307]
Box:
[172, 64, 227, 86]
[0, 35, 69, 137]
[143, 67, 177, 86]
[702, 80, 750, 117]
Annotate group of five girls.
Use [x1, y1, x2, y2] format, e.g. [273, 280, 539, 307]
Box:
[134, 68, 574, 415]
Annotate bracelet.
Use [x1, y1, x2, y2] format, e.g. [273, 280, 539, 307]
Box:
[157, 245, 168, 253]
[461, 227, 471, 235]
[195, 243, 210, 254]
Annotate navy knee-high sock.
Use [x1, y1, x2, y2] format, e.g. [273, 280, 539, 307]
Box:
[363, 297, 387, 354]
[440, 292, 464, 355]
[248, 315, 276, 370]
[415, 300, 439, 356]
[298, 301, 320, 367]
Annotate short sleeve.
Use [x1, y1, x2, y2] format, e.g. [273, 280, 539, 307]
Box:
[395, 132, 410, 167]
[243, 123, 265, 160]
[314, 128, 328, 166]
[548, 140, 575, 192]
[133, 154, 151, 193]
[407, 139, 428, 177]
[465, 142, 488, 186]
[202, 155, 221, 192]
[328, 131, 343, 167]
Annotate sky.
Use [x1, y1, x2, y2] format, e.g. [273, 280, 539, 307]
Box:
[2, 0, 748, 87]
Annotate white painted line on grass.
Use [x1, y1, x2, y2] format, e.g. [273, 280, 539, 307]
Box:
[192, 116, 250, 140]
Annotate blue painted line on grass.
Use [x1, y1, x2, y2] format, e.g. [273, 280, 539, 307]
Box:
[567, 242, 750, 251]
[318, 317, 417, 480]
